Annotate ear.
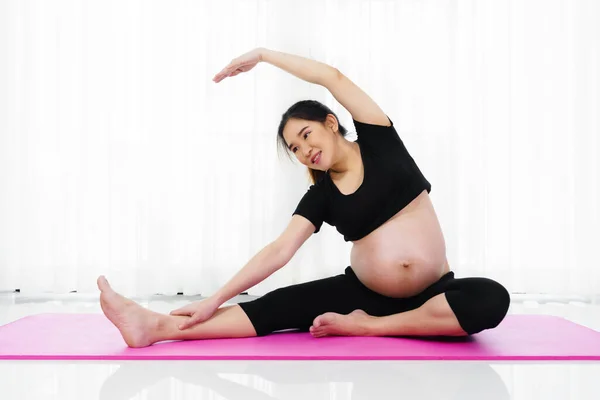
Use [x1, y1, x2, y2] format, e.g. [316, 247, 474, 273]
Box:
[325, 114, 339, 133]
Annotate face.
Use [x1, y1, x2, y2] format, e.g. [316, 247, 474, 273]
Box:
[282, 115, 338, 171]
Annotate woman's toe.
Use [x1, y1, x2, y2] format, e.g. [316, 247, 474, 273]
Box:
[313, 312, 339, 328]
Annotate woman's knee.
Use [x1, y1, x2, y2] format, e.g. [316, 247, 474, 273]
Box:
[481, 279, 511, 327]
[238, 286, 308, 336]
[238, 275, 357, 336]
[446, 278, 510, 335]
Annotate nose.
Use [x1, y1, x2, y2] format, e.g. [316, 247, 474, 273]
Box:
[303, 148, 313, 161]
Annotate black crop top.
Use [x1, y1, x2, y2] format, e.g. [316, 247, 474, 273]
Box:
[292, 116, 431, 242]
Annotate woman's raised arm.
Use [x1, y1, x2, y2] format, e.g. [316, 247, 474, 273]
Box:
[213, 47, 389, 126]
[213, 47, 337, 86]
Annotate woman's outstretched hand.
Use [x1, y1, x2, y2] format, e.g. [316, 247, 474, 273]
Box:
[213, 47, 265, 83]
[170, 296, 221, 330]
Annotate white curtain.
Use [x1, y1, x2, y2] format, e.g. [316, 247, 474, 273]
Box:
[1, 0, 598, 300]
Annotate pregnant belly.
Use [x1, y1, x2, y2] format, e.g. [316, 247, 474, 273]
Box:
[350, 190, 450, 298]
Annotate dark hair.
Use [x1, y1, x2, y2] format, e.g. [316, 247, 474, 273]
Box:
[277, 100, 348, 184]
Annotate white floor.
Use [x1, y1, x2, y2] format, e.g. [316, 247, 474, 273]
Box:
[1, 292, 599, 400]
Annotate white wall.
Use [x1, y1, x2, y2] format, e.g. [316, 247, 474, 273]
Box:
[0, 0, 598, 299]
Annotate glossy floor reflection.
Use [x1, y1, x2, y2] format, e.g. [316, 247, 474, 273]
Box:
[2, 359, 600, 399]
[98, 360, 512, 400]
[0, 360, 509, 399]
[1, 292, 599, 399]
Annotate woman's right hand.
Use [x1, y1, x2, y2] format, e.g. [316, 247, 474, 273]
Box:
[213, 47, 265, 83]
[170, 296, 221, 330]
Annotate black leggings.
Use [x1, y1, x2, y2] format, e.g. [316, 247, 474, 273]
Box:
[238, 267, 510, 336]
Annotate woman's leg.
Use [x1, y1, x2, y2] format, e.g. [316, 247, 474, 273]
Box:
[97, 267, 374, 347]
[310, 294, 467, 337]
[310, 274, 511, 338]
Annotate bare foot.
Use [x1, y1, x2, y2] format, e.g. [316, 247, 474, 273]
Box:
[310, 309, 376, 338]
[97, 276, 160, 348]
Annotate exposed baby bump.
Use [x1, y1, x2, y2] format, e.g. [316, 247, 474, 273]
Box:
[352, 236, 447, 297]
[350, 204, 448, 297]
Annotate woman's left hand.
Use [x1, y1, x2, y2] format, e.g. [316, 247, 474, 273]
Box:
[213, 48, 265, 83]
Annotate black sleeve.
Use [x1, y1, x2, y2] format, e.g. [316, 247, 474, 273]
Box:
[355, 116, 432, 194]
[292, 182, 328, 234]
[353, 116, 405, 155]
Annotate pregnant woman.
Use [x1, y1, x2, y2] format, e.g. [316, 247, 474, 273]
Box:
[97, 47, 509, 348]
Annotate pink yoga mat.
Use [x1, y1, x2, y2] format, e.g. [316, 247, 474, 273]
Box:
[1, 314, 599, 360]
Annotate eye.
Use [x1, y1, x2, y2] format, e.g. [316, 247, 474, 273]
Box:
[291, 132, 310, 153]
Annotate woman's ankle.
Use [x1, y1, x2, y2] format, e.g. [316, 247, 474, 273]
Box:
[156, 313, 189, 338]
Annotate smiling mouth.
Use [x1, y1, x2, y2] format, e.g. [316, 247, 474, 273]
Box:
[312, 151, 321, 164]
